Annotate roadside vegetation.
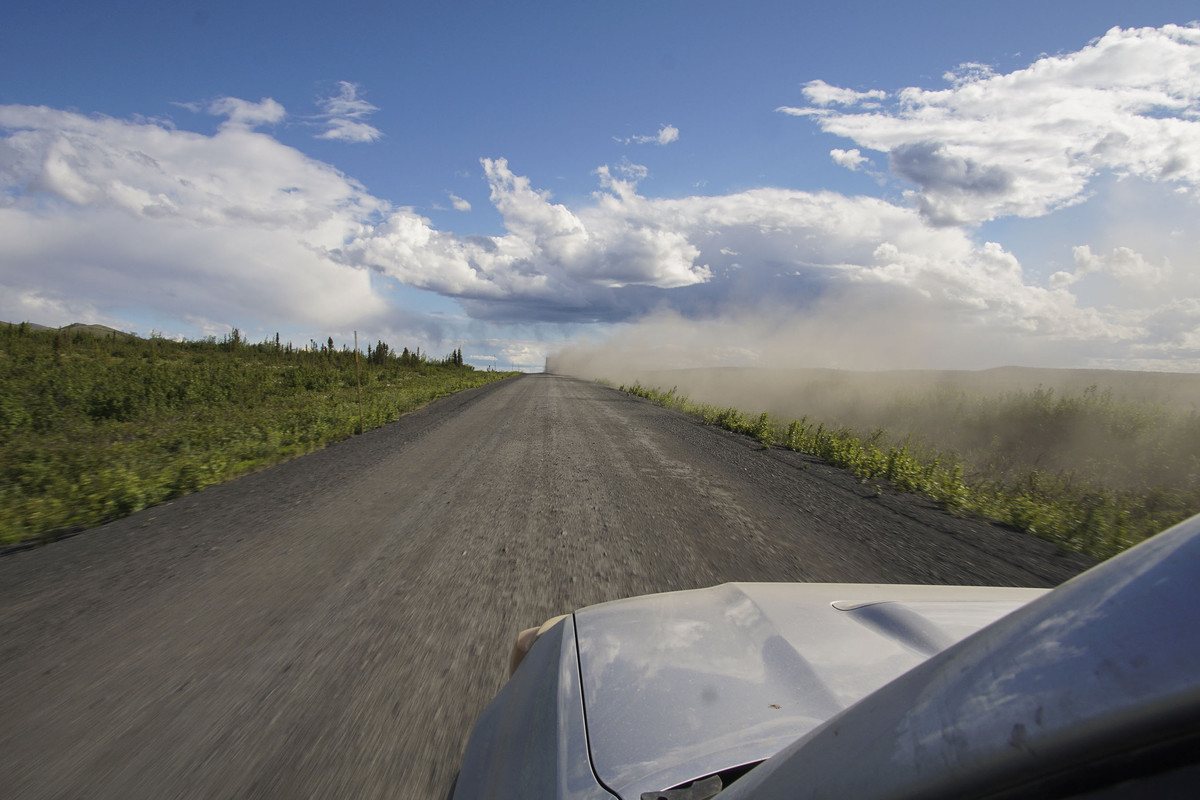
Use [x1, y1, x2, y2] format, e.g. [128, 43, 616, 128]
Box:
[1, 323, 513, 546]
[620, 381, 1200, 560]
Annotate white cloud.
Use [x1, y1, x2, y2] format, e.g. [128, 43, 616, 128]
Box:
[1142, 298, 1200, 349]
[943, 62, 996, 86]
[0, 103, 388, 331]
[1071, 244, 1170, 286]
[830, 147, 868, 171]
[594, 159, 648, 200]
[796, 79, 887, 107]
[336, 158, 1137, 353]
[448, 192, 471, 212]
[338, 158, 710, 317]
[316, 81, 382, 143]
[620, 124, 680, 145]
[0, 287, 104, 330]
[0, 206, 383, 328]
[651, 124, 680, 145]
[3, 95, 1197, 370]
[782, 25, 1200, 226]
[203, 97, 287, 130]
[319, 119, 383, 144]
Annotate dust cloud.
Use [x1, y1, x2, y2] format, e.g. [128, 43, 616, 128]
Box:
[546, 294, 1200, 420]
[547, 306, 1200, 496]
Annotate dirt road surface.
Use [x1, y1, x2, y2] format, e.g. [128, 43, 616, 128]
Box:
[0, 374, 1094, 799]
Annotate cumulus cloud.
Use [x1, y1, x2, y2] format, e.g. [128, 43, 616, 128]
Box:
[795, 79, 887, 107]
[651, 124, 680, 145]
[4, 84, 1198, 370]
[888, 142, 1014, 225]
[316, 81, 382, 143]
[597, 159, 649, 187]
[830, 147, 869, 171]
[0, 103, 388, 330]
[336, 157, 1134, 351]
[448, 192, 471, 211]
[781, 25, 1200, 225]
[200, 97, 287, 130]
[620, 124, 680, 145]
[1142, 298, 1200, 349]
[337, 158, 710, 320]
[943, 62, 996, 86]
[1058, 245, 1171, 287]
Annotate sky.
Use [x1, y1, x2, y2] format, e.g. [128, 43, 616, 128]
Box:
[2, 1, 1199, 372]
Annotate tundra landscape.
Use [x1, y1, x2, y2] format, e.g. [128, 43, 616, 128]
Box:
[3, 4, 1200, 798]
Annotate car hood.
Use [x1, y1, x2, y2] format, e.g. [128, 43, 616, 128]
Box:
[572, 582, 1044, 799]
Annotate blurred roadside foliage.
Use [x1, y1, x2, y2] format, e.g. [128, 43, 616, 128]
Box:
[1, 323, 511, 546]
[621, 382, 1200, 560]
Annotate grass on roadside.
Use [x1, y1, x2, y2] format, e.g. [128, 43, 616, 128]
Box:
[619, 382, 1199, 560]
[1, 324, 514, 546]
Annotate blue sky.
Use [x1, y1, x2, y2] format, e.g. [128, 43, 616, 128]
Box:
[2, 1, 1199, 371]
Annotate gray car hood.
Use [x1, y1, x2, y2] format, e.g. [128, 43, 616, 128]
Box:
[572, 582, 1044, 799]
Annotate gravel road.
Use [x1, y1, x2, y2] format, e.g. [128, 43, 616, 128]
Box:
[0, 373, 1094, 799]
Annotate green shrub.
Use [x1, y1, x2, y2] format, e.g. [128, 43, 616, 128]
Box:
[0, 325, 513, 545]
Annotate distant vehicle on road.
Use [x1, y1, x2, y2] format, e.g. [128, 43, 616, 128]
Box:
[453, 514, 1200, 799]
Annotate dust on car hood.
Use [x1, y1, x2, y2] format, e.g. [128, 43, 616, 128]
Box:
[572, 582, 1045, 799]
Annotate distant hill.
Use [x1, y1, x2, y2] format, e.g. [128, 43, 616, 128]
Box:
[2, 321, 140, 340]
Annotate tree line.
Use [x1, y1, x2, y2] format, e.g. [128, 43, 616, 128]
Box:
[2, 322, 473, 372]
